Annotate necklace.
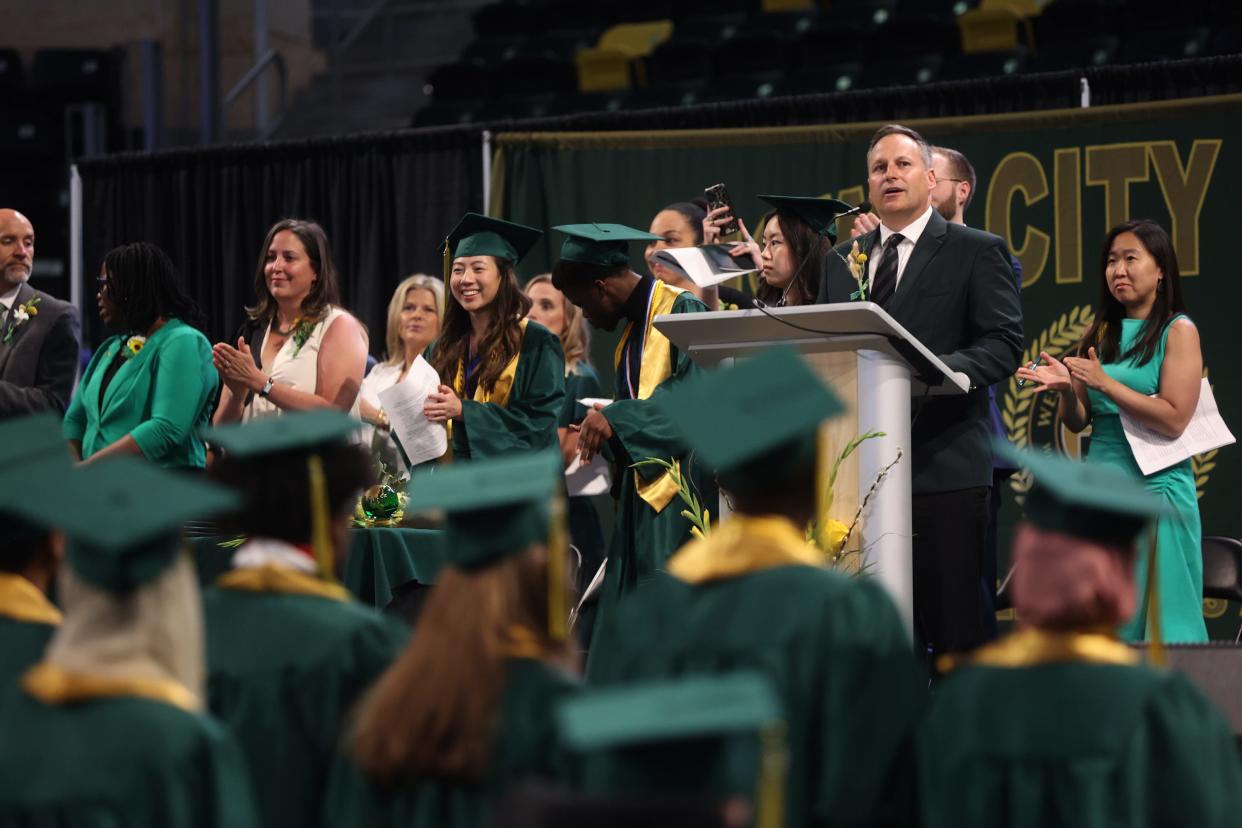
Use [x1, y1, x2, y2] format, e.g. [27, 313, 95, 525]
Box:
[272, 316, 300, 336]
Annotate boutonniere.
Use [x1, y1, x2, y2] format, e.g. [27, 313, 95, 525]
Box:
[286, 317, 316, 357]
[123, 335, 147, 359]
[840, 241, 870, 301]
[2, 296, 39, 343]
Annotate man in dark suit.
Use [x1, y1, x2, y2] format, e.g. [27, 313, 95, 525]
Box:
[817, 126, 1023, 663]
[0, 209, 80, 419]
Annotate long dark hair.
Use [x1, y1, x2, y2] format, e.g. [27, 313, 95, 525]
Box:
[1077, 219, 1187, 366]
[246, 219, 341, 325]
[431, 257, 532, 396]
[755, 210, 830, 307]
[102, 242, 204, 333]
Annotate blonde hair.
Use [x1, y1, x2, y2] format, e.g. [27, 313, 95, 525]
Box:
[383, 274, 445, 367]
[525, 274, 590, 375]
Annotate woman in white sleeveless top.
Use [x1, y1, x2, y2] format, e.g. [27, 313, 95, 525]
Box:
[211, 219, 367, 425]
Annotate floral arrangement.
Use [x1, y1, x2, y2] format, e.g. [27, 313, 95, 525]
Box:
[632, 458, 711, 540]
[123, 335, 146, 359]
[810, 430, 903, 572]
[2, 295, 39, 343]
[840, 241, 869, 301]
[287, 317, 316, 357]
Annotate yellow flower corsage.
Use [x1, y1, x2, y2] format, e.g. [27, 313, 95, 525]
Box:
[123, 335, 147, 359]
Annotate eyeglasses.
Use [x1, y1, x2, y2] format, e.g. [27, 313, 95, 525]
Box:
[937, 178, 967, 184]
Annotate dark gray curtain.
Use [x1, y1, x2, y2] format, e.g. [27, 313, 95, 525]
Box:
[75, 126, 483, 351]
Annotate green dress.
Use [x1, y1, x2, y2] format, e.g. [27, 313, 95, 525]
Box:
[450, 320, 565, 461]
[589, 517, 925, 827]
[0, 685, 258, 826]
[321, 657, 578, 828]
[203, 570, 409, 828]
[563, 362, 606, 590]
[0, 618, 54, 689]
[1086, 315, 1207, 642]
[589, 288, 715, 674]
[918, 634, 1242, 827]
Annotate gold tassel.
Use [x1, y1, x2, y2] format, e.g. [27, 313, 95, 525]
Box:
[547, 495, 569, 641]
[1143, 522, 1165, 667]
[307, 454, 336, 582]
[755, 719, 788, 828]
[442, 238, 451, 284]
[814, 423, 830, 552]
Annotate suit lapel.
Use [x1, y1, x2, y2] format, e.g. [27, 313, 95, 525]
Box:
[0, 283, 36, 376]
[101, 322, 170, 414]
[888, 211, 947, 316]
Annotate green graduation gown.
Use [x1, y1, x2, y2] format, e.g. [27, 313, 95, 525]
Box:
[448, 319, 565, 461]
[589, 515, 925, 827]
[589, 280, 714, 673]
[203, 564, 409, 828]
[918, 627, 1242, 828]
[321, 657, 578, 828]
[0, 574, 58, 688]
[0, 668, 258, 827]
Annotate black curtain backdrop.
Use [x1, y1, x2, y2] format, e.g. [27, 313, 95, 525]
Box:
[76, 126, 483, 352]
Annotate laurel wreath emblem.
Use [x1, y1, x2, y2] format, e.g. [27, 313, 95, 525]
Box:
[1003, 304, 1216, 500]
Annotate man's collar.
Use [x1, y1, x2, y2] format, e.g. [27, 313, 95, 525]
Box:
[0, 282, 23, 310]
[879, 206, 935, 246]
[621, 272, 655, 324]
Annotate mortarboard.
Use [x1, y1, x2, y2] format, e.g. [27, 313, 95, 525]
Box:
[558, 671, 786, 826]
[553, 223, 662, 269]
[442, 213, 542, 266]
[995, 441, 1173, 545]
[757, 195, 855, 245]
[404, 449, 569, 637]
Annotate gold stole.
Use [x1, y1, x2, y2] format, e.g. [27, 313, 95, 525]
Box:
[668, 515, 826, 584]
[453, 318, 528, 407]
[939, 625, 1140, 674]
[216, 564, 351, 602]
[614, 281, 683, 513]
[22, 662, 200, 712]
[0, 573, 62, 626]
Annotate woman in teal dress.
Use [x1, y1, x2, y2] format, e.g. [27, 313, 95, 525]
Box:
[63, 242, 218, 468]
[1017, 219, 1207, 642]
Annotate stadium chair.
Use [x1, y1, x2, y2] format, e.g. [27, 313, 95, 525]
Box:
[715, 32, 795, 79]
[425, 62, 495, 101]
[876, 15, 962, 59]
[459, 35, 525, 67]
[1028, 35, 1119, 72]
[576, 20, 674, 92]
[942, 48, 1027, 80]
[779, 62, 864, 94]
[958, 6, 1033, 54]
[29, 49, 119, 105]
[1117, 27, 1212, 64]
[493, 55, 578, 96]
[797, 22, 873, 67]
[0, 50, 23, 104]
[1202, 536, 1242, 642]
[532, 0, 604, 32]
[902, 0, 979, 18]
[748, 10, 819, 37]
[598, 20, 676, 55]
[823, 0, 900, 30]
[0, 106, 58, 156]
[472, 3, 536, 37]
[856, 53, 945, 88]
[676, 0, 754, 19]
[517, 30, 599, 62]
[1205, 28, 1242, 57]
[675, 13, 749, 42]
[1032, 0, 1119, 45]
[762, 0, 814, 11]
[645, 38, 715, 86]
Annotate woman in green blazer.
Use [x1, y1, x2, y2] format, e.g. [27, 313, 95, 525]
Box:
[63, 242, 217, 469]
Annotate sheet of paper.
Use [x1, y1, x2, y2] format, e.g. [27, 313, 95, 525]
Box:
[565, 452, 611, 496]
[1120, 378, 1235, 476]
[377, 356, 448, 468]
[577, 397, 613, 409]
[654, 245, 754, 288]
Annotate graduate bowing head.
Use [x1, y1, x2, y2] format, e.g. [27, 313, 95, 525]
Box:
[432, 213, 543, 397]
[551, 223, 662, 332]
[348, 450, 575, 783]
[655, 346, 844, 526]
[202, 409, 371, 581]
[995, 442, 1174, 634]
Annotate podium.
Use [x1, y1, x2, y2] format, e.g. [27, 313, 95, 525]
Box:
[654, 302, 969, 633]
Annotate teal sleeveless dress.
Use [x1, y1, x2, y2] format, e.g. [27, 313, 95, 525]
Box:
[1086, 315, 1207, 643]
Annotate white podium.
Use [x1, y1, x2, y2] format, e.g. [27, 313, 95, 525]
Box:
[654, 303, 968, 634]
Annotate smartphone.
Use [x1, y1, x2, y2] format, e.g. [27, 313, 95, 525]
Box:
[704, 183, 739, 236]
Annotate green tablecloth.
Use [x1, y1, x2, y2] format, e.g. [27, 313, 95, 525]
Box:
[188, 528, 445, 609]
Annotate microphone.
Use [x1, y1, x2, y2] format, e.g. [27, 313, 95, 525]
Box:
[833, 200, 872, 221]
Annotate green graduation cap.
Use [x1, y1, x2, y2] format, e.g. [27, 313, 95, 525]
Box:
[554, 223, 662, 268]
[0, 455, 239, 591]
[995, 441, 1174, 545]
[757, 195, 855, 244]
[0, 414, 87, 552]
[443, 212, 542, 265]
[655, 346, 845, 494]
[200, 408, 361, 458]
[0, 411, 72, 469]
[559, 671, 786, 822]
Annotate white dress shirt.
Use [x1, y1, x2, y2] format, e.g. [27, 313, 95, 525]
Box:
[869, 206, 935, 291]
[0, 283, 20, 313]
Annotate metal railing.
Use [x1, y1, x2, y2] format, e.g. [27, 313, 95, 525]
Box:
[223, 48, 288, 141]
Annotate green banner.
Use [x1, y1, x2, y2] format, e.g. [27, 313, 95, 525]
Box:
[497, 95, 1242, 638]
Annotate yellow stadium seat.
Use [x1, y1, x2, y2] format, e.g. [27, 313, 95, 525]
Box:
[761, 0, 814, 10]
[597, 20, 674, 57]
[576, 47, 634, 92]
[959, 6, 1034, 54]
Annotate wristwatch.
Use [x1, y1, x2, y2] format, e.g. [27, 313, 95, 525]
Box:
[258, 376, 275, 398]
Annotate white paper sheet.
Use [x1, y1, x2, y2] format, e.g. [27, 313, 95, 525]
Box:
[577, 397, 613, 409]
[1120, 378, 1235, 476]
[653, 245, 754, 288]
[377, 356, 448, 468]
[565, 452, 611, 496]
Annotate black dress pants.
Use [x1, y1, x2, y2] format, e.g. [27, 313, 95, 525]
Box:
[912, 486, 991, 661]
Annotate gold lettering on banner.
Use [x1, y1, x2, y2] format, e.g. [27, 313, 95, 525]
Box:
[1054, 148, 1082, 284]
[835, 185, 866, 240]
[1085, 143, 1150, 232]
[1148, 139, 1221, 276]
[986, 152, 1049, 287]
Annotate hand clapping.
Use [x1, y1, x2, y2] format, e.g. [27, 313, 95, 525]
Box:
[1063, 347, 1112, 392]
[1014, 350, 1073, 394]
[212, 337, 264, 393]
